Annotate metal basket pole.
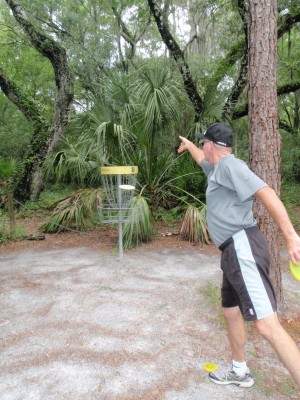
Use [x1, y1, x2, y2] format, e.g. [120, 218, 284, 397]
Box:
[117, 174, 123, 259]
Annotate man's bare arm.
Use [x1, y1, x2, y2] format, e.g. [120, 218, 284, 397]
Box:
[178, 136, 205, 164]
[256, 186, 300, 264]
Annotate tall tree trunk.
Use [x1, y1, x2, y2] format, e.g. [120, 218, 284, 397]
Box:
[248, 0, 283, 306]
[4, 0, 74, 201]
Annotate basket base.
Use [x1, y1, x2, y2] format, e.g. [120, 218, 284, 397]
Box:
[98, 206, 132, 223]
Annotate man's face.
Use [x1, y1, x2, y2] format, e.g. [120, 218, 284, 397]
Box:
[201, 140, 214, 163]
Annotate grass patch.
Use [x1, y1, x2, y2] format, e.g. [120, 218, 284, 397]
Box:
[251, 367, 298, 398]
[281, 181, 300, 231]
[0, 211, 27, 242]
[246, 348, 257, 357]
[199, 282, 225, 328]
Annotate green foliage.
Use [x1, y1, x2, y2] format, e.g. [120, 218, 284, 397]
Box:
[0, 210, 26, 242]
[0, 98, 33, 159]
[281, 181, 300, 230]
[2, 0, 300, 251]
[231, 120, 249, 161]
[152, 205, 182, 223]
[0, 159, 12, 182]
[40, 188, 102, 233]
[135, 151, 182, 210]
[125, 66, 203, 210]
[50, 65, 199, 210]
[0, 157, 20, 185]
[17, 186, 75, 217]
[135, 66, 183, 134]
[172, 152, 207, 204]
[40, 64, 206, 244]
[280, 130, 300, 182]
[281, 181, 300, 207]
[122, 195, 154, 249]
[44, 136, 108, 187]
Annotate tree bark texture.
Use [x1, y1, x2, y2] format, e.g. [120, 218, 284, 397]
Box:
[248, 0, 283, 305]
[0, 66, 49, 200]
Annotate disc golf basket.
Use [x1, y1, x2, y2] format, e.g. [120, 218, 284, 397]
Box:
[98, 166, 138, 259]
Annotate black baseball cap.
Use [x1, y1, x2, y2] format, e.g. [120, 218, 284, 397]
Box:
[195, 122, 233, 147]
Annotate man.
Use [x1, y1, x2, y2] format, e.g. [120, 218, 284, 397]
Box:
[178, 122, 300, 388]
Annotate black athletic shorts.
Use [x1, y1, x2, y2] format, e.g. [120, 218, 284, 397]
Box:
[220, 226, 277, 321]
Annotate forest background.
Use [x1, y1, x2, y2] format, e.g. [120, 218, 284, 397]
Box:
[0, 0, 300, 303]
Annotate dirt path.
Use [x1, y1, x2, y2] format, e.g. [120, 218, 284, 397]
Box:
[0, 239, 300, 399]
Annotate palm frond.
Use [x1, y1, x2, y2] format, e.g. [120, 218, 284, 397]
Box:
[40, 188, 102, 233]
[200, 89, 227, 120]
[43, 136, 108, 185]
[180, 204, 210, 244]
[0, 157, 22, 189]
[122, 195, 154, 249]
[135, 67, 183, 135]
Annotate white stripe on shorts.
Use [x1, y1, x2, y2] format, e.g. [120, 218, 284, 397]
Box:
[232, 229, 274, 320]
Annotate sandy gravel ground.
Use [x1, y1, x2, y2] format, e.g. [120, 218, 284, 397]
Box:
[0, 244, 300, 400]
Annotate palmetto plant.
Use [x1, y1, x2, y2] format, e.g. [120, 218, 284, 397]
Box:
[122, 195, 154, 249]
[132, 67, 184, 192]
[40, 188, 102, 233]
[180, 204, 209, 244]
[41, 64, 214, 245]
[79, 96, 136, 165]
[44, 135, 108, 187]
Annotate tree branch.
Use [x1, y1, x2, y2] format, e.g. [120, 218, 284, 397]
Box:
[232, 80, 300, 120]
[110, 3, 136, 71]
[279, 120, 295, 134]
[209, 8, 300, 98]
[206, 38, 245, 94]
[277, 81, 300, 96]
[5, 0, 73, 96]
[35, 16, 72, 39]
[0, 66, 45, 127]
[222, 0, 249, 121]
[278, 9, 300, 39]
[111, 3, 135, 46]
[147, 0, 203, 120]
[183, 34, 198, 52]
[110, 1, 151, 72]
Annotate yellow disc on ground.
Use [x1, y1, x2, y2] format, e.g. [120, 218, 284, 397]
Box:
[290, 261, 300, 281]
[203, 363, 217, 372]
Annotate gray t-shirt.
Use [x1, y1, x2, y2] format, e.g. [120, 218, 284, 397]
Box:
[201, 154, 267, 247]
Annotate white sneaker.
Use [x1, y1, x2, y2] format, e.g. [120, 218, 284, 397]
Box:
[209, 368, 254, 388]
